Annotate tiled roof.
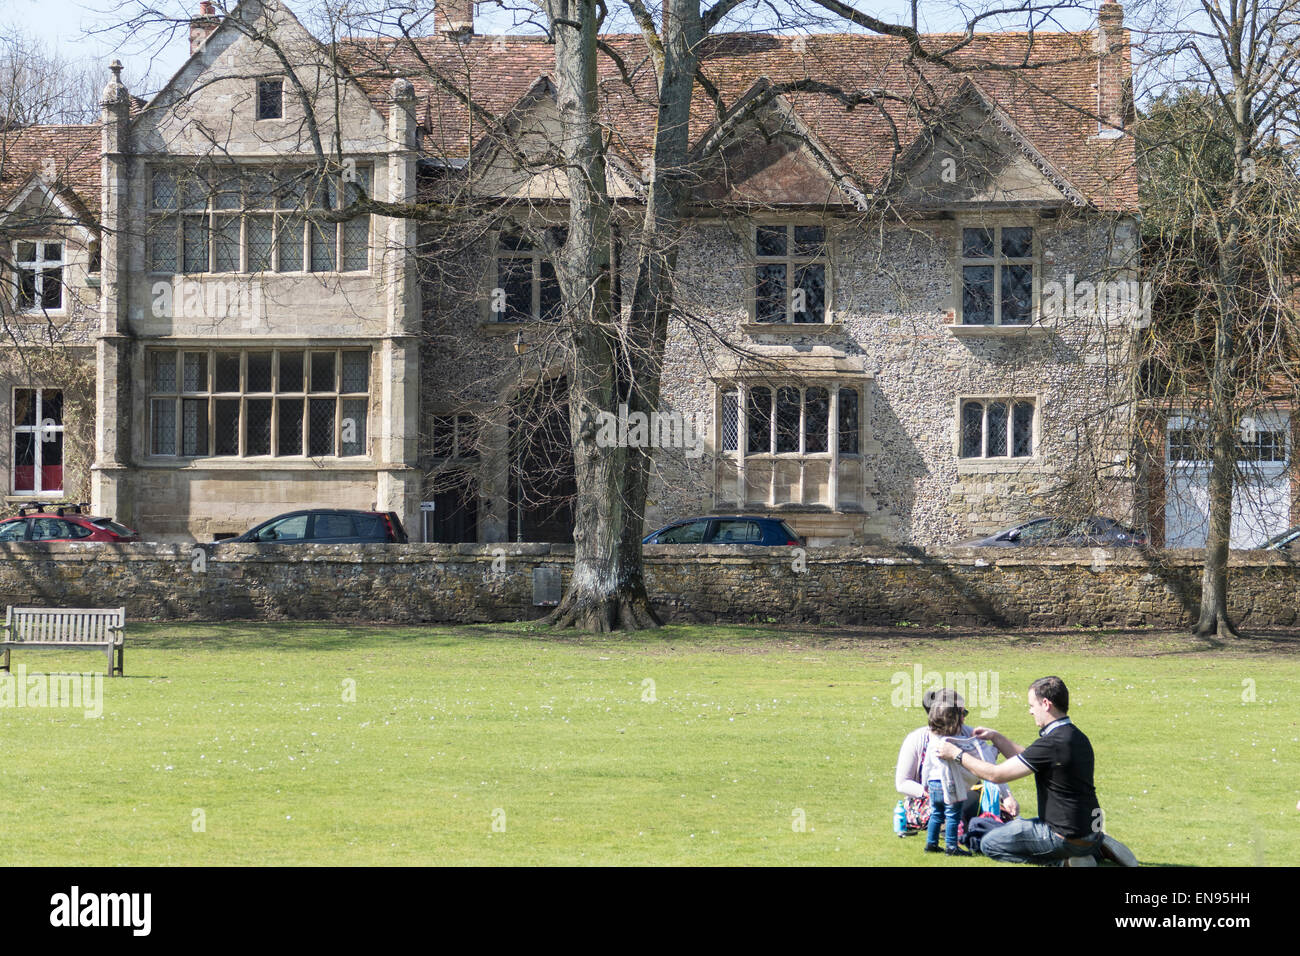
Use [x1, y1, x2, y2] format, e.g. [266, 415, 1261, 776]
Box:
[339, 29, 1137, 211]
[0, 27, 1138, 218]
[0, 124, 101, 220]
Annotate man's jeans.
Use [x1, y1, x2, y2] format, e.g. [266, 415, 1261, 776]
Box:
[978, 817, 1102, 865]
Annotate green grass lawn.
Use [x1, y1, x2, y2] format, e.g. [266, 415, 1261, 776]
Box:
[1, 622, 1296, 865]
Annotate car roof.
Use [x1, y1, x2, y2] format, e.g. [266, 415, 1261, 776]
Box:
[665, 515, 783, 523]
[257, 509, 384, 520]
[4, 512, 111, 521]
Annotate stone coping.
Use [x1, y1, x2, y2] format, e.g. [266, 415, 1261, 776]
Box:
[0, 541, 1292, 568]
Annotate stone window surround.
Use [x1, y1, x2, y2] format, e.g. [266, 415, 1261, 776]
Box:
[11, 239, 65, 315]
[953, 393, 1040, 468]
[716, 378, 864, 510]
[145, 346, 371, 461]
[486, 227, 565, 324]
[145, 164, 372, 276]
[748, 220, 834, 327]
[948, 216, 1046, 334]
[256, 77, 284, 121]
[12, 387, 64, 496]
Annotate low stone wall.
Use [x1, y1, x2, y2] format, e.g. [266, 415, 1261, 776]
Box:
[0, 542, 1297, 629]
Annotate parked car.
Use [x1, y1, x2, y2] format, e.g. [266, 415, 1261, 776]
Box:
[0, 502, 141, 543]
[958, 516, 1147, 548]
[1263, 526, 1300, 551]
[643, 515, 805, 546]
[220, 509, 408, 545]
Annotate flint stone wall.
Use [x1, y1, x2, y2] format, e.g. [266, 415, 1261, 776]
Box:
[0, 543, 1296, 629]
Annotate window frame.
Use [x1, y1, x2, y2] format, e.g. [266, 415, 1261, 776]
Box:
[146, 347, 371, 460]
[751, 222, 832, 324]
[429, 412, 480, 461]
[147, 165, 371, 277]
[256, 78, 285, 121]
[955, 223, 1039, 327]
[1166, 414, 1290, 467]
[12, 387, 64, 496]
[716, 380, 864, 510]
[11, 240, 65, 314]
[489, 228, 564, 323]
[956, 396, 1038, 460]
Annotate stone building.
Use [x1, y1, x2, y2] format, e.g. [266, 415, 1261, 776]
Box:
[6, 0, 1255, 548]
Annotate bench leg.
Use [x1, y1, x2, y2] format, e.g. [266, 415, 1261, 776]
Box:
[1, 647, 8, 673]
[115, 644, 124, 678]
[106, 644, 113, 678]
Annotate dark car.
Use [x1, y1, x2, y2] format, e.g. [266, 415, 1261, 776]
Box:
[1263, 526, 1300, 551]
[222, 509, 408, 545]
[958, 516, 1147, 548]
[643, 515, 805, 546]
[0, 502, 141, 543]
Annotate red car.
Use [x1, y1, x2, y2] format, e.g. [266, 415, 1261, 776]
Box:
[0, 503, 141, 543]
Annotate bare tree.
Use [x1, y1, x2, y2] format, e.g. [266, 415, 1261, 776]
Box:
[0, 31, 106, 127]
[1132, 0, 1300, 637]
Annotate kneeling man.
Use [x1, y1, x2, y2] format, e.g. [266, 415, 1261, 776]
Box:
[934, 675, 1136, 866]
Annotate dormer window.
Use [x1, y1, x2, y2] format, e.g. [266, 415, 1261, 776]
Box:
[257, 79, 284, 120]
[13, 241, 64, 312]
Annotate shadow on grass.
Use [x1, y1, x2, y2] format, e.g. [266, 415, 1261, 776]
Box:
[128, 621, 498, 651]
[120, 619, 1300, 659]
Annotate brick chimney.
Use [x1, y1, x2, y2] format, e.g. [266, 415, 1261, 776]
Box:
[435, 0, 474, 36]
[1095, 0, 1128, 136]
[190, 1, 221, 55]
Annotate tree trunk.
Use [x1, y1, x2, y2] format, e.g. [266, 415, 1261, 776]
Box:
[542, 0, 663, 631]
[1193, 411, 1238, 638]
[1195, 173, 1245, 640]
[543, 0, 704, 631]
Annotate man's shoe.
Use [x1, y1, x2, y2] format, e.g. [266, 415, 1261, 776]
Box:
[924, 843, 942, 853]
[1065, 854, 1097, 866]
[1098, 834, 1139, 867]
[945, 846, 973, 857]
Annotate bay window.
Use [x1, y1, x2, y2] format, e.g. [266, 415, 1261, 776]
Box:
[718, 382, 863, 508]
[148, 347, 370, 458]
[148, 165, 371, 275]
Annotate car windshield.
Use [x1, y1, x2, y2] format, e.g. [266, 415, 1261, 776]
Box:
[91, 518, 137, 537]
[257, 515, 310, 541]
[656, 521, 708, 544]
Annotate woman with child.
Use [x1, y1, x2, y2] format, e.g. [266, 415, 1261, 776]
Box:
[894, 687, 1018, 852]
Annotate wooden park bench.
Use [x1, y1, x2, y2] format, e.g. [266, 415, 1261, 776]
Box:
[1, 607, 126, 677]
